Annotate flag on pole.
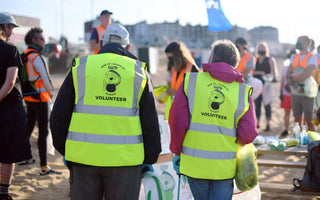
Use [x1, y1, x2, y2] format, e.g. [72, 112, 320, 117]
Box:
[205, 0, 232, 32]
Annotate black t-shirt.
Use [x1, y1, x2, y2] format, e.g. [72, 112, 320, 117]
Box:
[0, 39, 23, 105]
[253, 57, 270, 84]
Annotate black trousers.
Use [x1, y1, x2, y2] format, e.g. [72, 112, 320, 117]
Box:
[70, 165, 142, 200]
[26, 101, 50, 166]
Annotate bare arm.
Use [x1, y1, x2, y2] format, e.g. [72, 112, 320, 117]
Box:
[90, 39, 101, 52]
[286, 63, 293, 79]
[280, 73, 285, 91]
[291, 64, 315, 82]
[0, 67, 18, 102]
[269, 57, 277, 79]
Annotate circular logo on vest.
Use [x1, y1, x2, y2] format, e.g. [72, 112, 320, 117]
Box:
[104, 70, 121, 94]
[208, 89, 225, 111]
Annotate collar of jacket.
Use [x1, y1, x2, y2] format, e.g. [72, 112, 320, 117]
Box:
[28, 45, 42, 53]
[98, 43, 137, 60]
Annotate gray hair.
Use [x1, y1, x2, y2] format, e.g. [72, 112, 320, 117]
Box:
[209, 40, 240, 68]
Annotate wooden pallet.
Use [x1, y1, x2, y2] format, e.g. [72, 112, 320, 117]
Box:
[260, 182, 320, 197]
[257, 159, 306, 169]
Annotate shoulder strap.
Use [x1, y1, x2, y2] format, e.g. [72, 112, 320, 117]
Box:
[37, 54, 54, 90]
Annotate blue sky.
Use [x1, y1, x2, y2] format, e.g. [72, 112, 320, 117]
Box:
[2, 0, 320, 45]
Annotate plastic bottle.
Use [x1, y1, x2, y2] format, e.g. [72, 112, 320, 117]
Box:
[298, 125, 308, 148]
[293, 122, 300, 140]
[277, 142, 287, 151]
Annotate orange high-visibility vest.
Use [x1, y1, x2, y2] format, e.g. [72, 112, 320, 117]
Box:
[292, 52, 313, 69]
[171, 62, 193, 90]
[93, 25, 105, 55]
[23, 49, 51, 102]
[292, 52, 317, 78]
[236, 52, 254, 72]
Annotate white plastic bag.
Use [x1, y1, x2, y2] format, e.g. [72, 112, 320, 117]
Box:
[47, 100, 55, 155]
[233, 182, 261, 200]
[262, 82, 273, 105]
[245, 76, 263, 100]
[140, 171, 165, 200]
[47, 130, 55, 156]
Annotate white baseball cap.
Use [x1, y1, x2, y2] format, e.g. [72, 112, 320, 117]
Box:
[101, 23, 129, 46]
[0, 12, 19, 27]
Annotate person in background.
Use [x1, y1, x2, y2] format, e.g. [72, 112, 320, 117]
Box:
[235, 37, 256, 80]
[252, 42, 277, 131]
[163, 41, 199, 120]
[21, 27, 61, 176]
[169, 40, 258, 200]
[309, 39, 315, 53]
[50, 23, 161, 200]
[90, 10, 112, 54]
[287, 35, 318, 132]
[0, 12, 32, 200]
[279, 49, 296, 138]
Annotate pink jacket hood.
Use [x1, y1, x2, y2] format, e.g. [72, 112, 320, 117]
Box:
[202, 62, 244, 83]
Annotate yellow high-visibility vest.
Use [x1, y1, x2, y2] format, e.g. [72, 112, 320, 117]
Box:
[181, 72, 251, 179]
[65, 53, 147, 167]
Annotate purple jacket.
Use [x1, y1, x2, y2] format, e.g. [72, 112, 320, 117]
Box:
[169, 62, 258, 155]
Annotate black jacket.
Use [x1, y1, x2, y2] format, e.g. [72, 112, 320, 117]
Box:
[50, 43, 161, 164]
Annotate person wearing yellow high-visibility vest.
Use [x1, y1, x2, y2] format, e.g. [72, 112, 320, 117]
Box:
[169, 40, 258, 200]
[50, 24, 161, 200]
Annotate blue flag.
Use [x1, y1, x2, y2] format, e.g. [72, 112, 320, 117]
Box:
[205, 0, 232, 32]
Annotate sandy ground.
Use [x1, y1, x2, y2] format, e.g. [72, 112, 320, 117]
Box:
[3, 56, 320, 200]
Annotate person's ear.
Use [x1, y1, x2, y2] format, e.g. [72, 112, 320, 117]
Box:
[126, 44, 130, 50]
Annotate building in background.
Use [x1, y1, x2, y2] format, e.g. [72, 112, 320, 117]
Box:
[84, 19, 283, 55]
[9, 15, 40, 52]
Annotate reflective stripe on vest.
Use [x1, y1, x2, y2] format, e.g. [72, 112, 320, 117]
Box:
[186, 73, 247, 137]
[67, 132, 143, 144]
[23, 49, 51, 102]
[181, 72, 250, 180]
[73, 56, 145, 113]
[182, 146, 236, 160]
[27, 53, 40, 81]
[165, 62, 193, 119]
[66, 53, 146, 167]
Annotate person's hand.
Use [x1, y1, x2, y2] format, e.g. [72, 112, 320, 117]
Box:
[158, 99, 165, 104]
[279, 91, 283, 102]
[141, 164, 154, 173]
[290, 73, 299, 82]
[172, 155, 181, 175]
[166, 88, 176, 96]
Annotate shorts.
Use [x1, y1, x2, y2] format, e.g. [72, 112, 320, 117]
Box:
[291, 95, 314, 118]
[280, 94, 292, 110]
[0, 101, 32, 163]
